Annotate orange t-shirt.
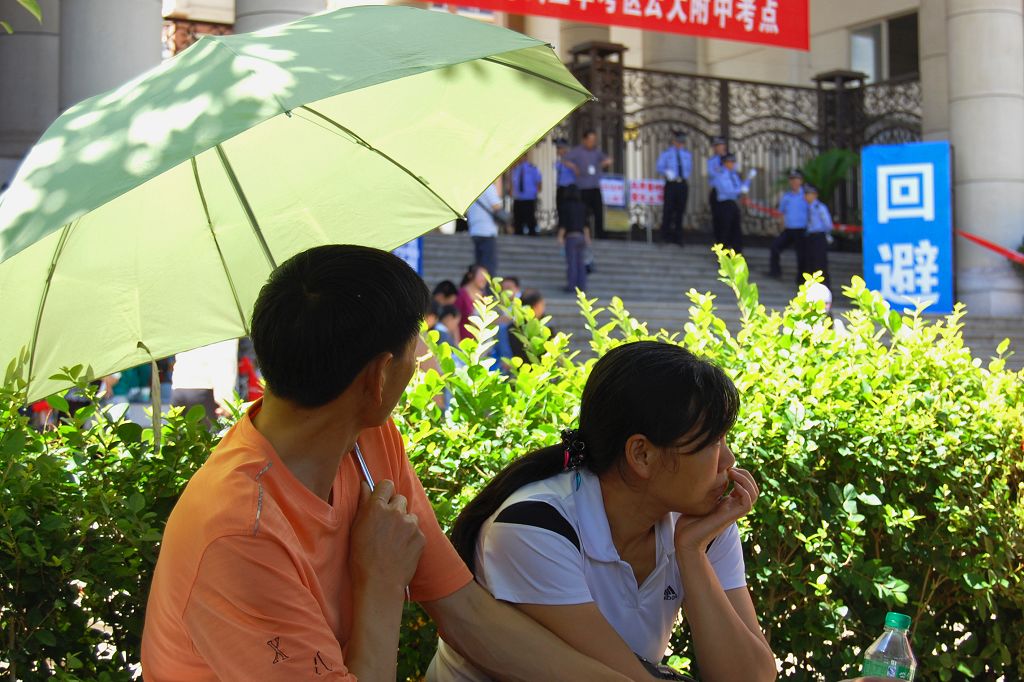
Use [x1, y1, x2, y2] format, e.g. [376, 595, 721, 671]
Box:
[141, 402, 472, 680]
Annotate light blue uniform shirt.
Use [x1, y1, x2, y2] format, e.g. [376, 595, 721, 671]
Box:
[779, 189, 809, 228]
[806, 199, 833, 233]
[656, 146, 692, 181]
[467, 184, 501, 238]
[707, 154, 724, 178]
[711, 168, 746, 201]
[511, 162, 542, 200]
[555, 160, 576, 187]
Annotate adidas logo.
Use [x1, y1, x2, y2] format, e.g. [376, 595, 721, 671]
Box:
[663, 586, 678, 601]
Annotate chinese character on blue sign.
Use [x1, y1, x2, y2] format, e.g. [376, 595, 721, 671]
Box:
[392, 237, 423, 275]
[862, 141, 953, 313]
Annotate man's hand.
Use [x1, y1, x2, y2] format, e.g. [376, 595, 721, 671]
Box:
[350, 480, 425, 592]
[674, 467, 759, 555]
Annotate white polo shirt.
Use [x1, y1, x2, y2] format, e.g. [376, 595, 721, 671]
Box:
[430, 470, 747, 680]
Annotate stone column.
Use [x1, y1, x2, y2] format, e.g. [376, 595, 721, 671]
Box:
[946, 0, 1024, 316]
[0, 0, 60, 182]
[559, 21, 609, 61]
[918, 0, 949, 141]
[234, 0, 324, 34]
[59, 0, 162, 111]
[642, 32, 697, 73]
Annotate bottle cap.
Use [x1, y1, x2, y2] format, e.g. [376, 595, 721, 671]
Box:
[885, 612, 912, 630]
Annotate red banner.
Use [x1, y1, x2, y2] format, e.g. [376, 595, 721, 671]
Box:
[436, 0, 809, 51]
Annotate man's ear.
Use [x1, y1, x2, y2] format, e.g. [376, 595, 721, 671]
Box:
[623, 434, 656, 481]
[360, 352, 394, 409]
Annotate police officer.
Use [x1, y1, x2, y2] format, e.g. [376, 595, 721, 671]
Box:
[767, 169, 808, 282]
[800, 184, 832, 288]
[554, 138, 581, 232]
[706, 135, 727, 233]
[656, 130, 692, 245]
[511, 154, 542, 236]
[710, 153, 749, 253]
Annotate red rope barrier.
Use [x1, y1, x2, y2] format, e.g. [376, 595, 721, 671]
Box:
[740, 197, 1023, 264]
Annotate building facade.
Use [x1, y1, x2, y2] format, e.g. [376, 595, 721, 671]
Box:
[1, 0, 1021, 314]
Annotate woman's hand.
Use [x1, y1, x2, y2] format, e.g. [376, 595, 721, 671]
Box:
[674, 467, 759, 555]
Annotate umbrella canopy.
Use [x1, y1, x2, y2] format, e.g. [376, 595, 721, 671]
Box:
[0, 6, 590, 401]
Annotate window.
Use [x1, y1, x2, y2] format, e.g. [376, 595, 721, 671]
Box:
[850, 12, 919, 83]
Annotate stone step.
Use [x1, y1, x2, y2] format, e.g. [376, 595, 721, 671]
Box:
[419, 232, 1024, 371]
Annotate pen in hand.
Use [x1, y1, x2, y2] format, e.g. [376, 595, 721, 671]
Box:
[353, 443, 413, 603]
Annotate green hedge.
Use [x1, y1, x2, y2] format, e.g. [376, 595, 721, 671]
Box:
[2, 249, 1021, 681]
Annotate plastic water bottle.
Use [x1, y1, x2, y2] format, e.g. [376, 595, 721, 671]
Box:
[860, 611, 917, 680]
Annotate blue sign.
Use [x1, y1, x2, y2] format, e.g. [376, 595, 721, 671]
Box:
[392, 237, 423, 275]
[862, 141, 953, 313]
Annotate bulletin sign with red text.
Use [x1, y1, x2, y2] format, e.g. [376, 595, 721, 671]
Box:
[432, 0, 809, 50]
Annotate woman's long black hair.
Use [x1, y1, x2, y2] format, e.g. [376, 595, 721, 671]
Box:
[450, 341, 740, 572]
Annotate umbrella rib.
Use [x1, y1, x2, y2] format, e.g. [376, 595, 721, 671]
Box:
[191, 158, 251, 336]
[481, 56, 595, 101]
[214, 144, 278, 271]
[298, 106, 464, 219]
[27, 221, 75, 396]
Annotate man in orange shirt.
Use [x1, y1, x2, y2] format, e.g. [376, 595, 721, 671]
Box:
[142, 245, 627, 681]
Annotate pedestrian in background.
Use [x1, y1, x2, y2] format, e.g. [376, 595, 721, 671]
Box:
[565, 130, 611, 239]
[554, 138, 582, 233]
[800, 184, 832, 288]
[706, 135, 727, 234]
[455, 264, 490, 341]
[767, 169, 808, 284]
[710, 153, 749, 254]
[171, 338, 239, 427]
[467, 182, 502, 274]
[657, 130, 692, 245]
[511, 155, 542, 236]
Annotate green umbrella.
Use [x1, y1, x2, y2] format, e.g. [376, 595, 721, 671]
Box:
[0, 5, 590, 402]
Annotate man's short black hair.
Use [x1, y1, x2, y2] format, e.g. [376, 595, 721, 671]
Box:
[436, 305, 460, 322]
[432, 280, 458, 299]
[581, 129, 596, 139]
[251, 244, 430, 408]
[521, 288, 544, 308]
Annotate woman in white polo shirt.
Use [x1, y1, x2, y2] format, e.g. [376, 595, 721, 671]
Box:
[431, 341, 776, 681]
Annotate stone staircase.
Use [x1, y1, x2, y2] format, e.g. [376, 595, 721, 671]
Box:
[421, 232, 1024, 372]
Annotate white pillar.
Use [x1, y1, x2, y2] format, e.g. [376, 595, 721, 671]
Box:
[946, 0, 1024, 316]
[0, 0, 60, 182]
[524, 16, 561, 52]
[919, 0, 949, 141]
[642, 32, 697, 73]
[59, 0, 162, 111]
[233, 0, 324, 34]
[559, 21, 609, 61]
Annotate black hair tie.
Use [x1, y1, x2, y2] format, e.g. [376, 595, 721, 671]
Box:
[560, 428, 586, 472]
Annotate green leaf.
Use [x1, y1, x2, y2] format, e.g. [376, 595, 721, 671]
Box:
[116, 421, 144, 443]
[1, 20, 13, 33]
[17, 0, 43, 23]
[857, 493, 883, 506]
[47, 394, 70, 413]
[36, 630, 57, 646]
[996, 337, 1010, 355]
[127, 492, 146, 513]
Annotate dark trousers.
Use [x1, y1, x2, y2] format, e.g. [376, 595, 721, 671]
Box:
[557, 185, 584, 231]
[579, 187, 605, 239]
[661, 180, 689, 244]
[471, 236, 498, 275]
[769, 227, 806, 280]
[713, 199, 743, 253]
[172, 388, 218, 427]
[708, 188, 719, 232]
[512, 199, 538, 236]
[800, 232, 830, 287]
[564, 232, 587, 292]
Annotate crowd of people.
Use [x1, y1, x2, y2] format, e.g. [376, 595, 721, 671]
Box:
[464, 129, 833, 298]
